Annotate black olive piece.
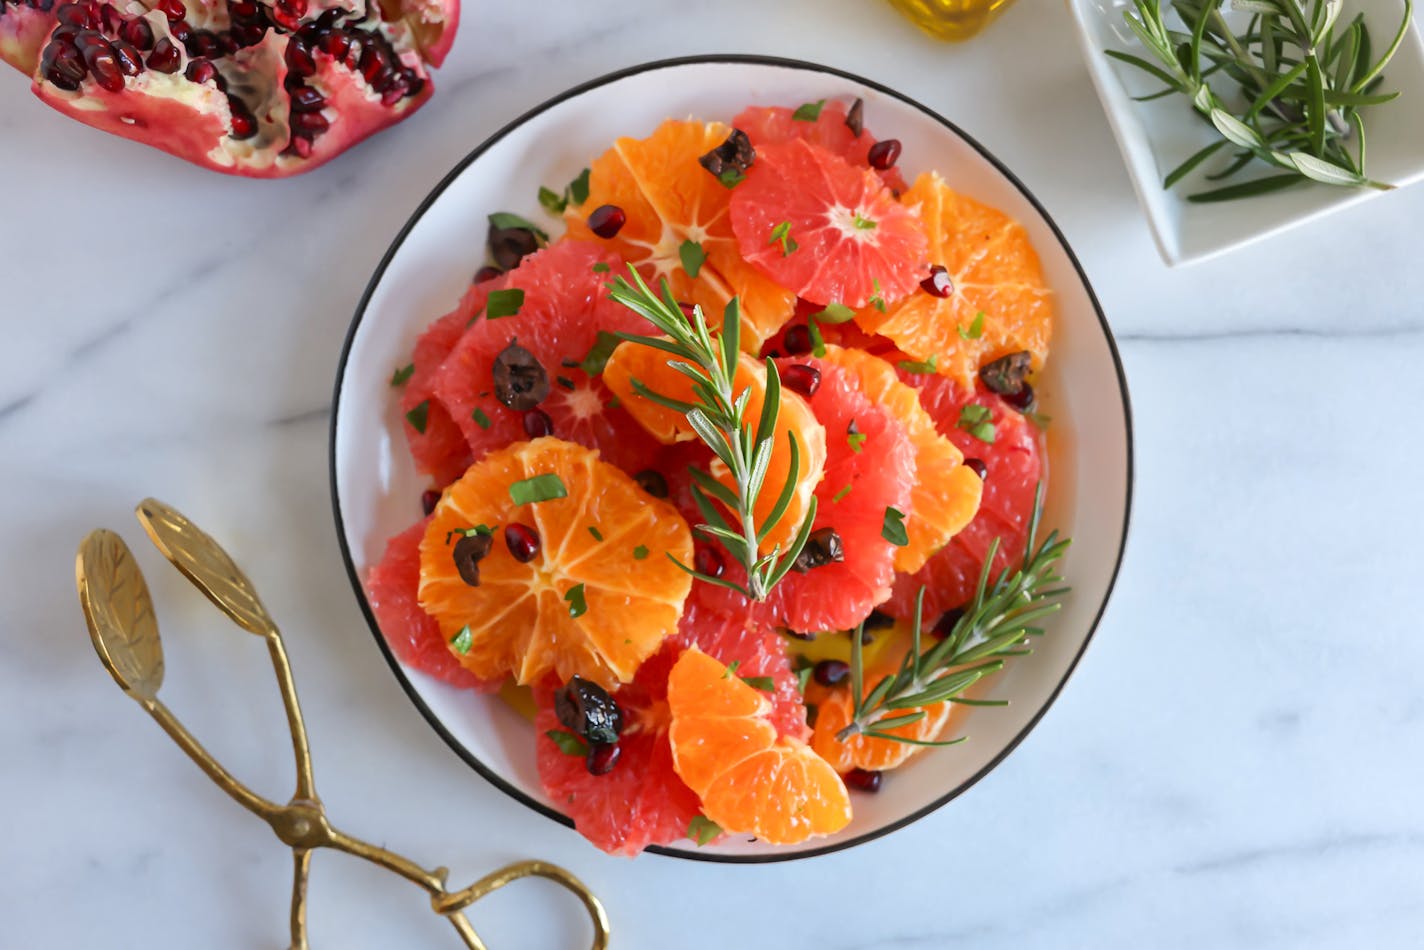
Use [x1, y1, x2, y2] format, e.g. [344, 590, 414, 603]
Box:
[791, 527, 845, 573]
[488, 223, 541, 271]
[863, 609, 895, 632]
[451, 532, 492, 587]
[492, 340, 550, 411]
[554, 675, 625, 745]
[633, 469, 669, 498]
[979, 350, 1033, 398]
[698, 128, 755, 179]
[845, 97, 864, 137]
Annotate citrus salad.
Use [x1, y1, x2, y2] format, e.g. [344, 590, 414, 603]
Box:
[366, 97, 1068, 855]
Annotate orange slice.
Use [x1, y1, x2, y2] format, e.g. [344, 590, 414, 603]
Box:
[855, 171, 1054, 389]
[566, 118, 797, 350]
[602, 341, 826, 550]
[817, 344, 982, 572]
[668, 648, 851, 845]
[418, 437, 692, 687]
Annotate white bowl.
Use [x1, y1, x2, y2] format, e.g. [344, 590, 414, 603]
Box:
[1067, 0, 1424, 266]
[329, 55, 1133, 862]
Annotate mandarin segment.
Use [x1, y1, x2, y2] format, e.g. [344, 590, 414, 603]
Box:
[856, 172, 1054, 389]
[418, 438, 692, 687]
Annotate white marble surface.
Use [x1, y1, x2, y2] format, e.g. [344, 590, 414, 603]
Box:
[2, 1, 1423, 947]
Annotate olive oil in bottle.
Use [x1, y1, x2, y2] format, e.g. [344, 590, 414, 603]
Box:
[886, 0, 1016, 41]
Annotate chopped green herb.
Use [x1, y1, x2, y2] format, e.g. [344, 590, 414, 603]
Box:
[509, 473, 568, 506]
[485, 288, 525, 319]
[717, 168, 745, 188]
[741, 675, 776, 692]
[793, 657, 814, 694]
[445, 525, 493, 543]
[564, 583, 587, 618]
[852, 212, 877, 230]
[882, 506, 909, 547]
[537, 185, 566, 215]
[792, 99, 826, 121]
[606, 396, 622, 409]
[390, 363, 414, 386]
[545, 729, 587, 757]
[568, 168, 591, 206]
[957, 404, 997, 443]
[722, 659, 741, 679]
[588, 526, 603, 542]
[592, 261, 611, 274]
[847, 432, 866, 453]
[633, 544, 649, 560]
[579, 330, 622, 376]
[471, 407, 492, 430]
[807, 318, 827, 357]
[688, 815, 722, 846]
[813, 302, 856, 324]
[487, 212, 548, 242]
[868, 279, 887, 314]
[958, 311, 985, 340]
[768, 220, 798, 256]
[449, 625, 473, 655]
[1025, 411, 1052, 430]
[832, 483, 853, 503]
[897, 354, 939, 375]
[679, 239, 706, 278]
[405, 400, 430, 434]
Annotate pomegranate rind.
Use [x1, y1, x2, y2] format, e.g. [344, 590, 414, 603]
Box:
[0, 6, 55, 75]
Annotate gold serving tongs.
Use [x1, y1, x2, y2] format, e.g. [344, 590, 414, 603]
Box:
[75, 498, 610, 950]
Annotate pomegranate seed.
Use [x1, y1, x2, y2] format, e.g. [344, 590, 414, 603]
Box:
[145, 37, 179, 72]
[43, 42, 87, 90]
[962, 458, 987, 481]
[1002, 382, 1036, 412]
[216, 31, 238, 55]
[633, 469, 668, 498]
[933, 607, 965, 639]
[867, 139, 901, 170]
[290, 110, 328, 134]
[288, 85, 325, 111]
[472, 265, 502, 284]
[81, 39, 125, 91]
[112, 40, 143, 75]
[286, 37, 315, 76]
[920, 264, 953, 297]
[55, 2, 96, 28]
[585, 741, 621, 776]
[504, 523, 540, 563]
[185, 29, 218, 58]
[269, 7, 299, 30]
[320, 31, 350, 57]
[782, 324, 812, 356]
[521, 408, 553, 438]
[380, 82, 406, 106]
[694, 546, 724, 578]
[781, 363, 821, 397]
[156, 0, 184, 21]
[167, 19, 189, 42]
[231, 24, 265, 46]
[359, 44, 385, 82]
[184, 59, 216, 84]
[420, 489, 441, 516]
[587, 204, 626, 239]
[228, 101, 257, 140]
[228, 0, 258, 17]
[98, 2, 120, 32]
[288, 135, 314, 159]
[119, 17, 152, 50]
[813, 659, 850, 687]
[845, 768, 882, 792]
[314, 7, 343, 30]
[277, 0, 306, 17]
[404, 73, 425, 97]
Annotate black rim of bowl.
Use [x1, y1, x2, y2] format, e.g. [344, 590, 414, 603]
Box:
[329, 53, 1136, 864]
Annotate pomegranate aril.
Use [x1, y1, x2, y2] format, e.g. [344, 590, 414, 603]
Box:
[167, 19, 189, 42]
[404, 72, 425, 97]
[844, 768, 882, 792]
[920, 264, 953, 298]
[320, 31, 350, 57]
[314, 7, 343, 30]
[184, 59, 217, 85]
[867, 139, 901, 170]
[277, 0, 307, 17]
[155, 0, 184, 22]
[184, 29, 219, 58]
[521, 408, 553, 438]
[285, 38, 315, 77]
[288, 135, 314, 159]
[112, 40, 143, 75]
[216, 32, 239, 55]
[1002, 382, 1036, 412]
[813, 659, 850, 687]
[380, 81, 406, 105]
[472, 265, 502, 284]
[43, 42, 87, 90]
[962, 458, 987, 481]
[290, 110, 328, 134]
[82, 39, 125, 91]
[782, 324, 813, 356]
[228, 99, 257, 140]
[420, 489, 441, 516]
[504, 523, 541, 563]
[288, 85, 325, 111]
[146, 37, 180, 73]
[98, 2, 120, 33]
[228, 0, 258, 18]
[586, 204, 626, 239]
[55, 2, 97, 28]
[119, 18, 153, 50]
[585, 741, 621, 776]
[782, 363, 821, 397]
[694, 546, 725, 579]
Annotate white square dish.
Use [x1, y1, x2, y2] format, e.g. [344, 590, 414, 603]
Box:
[1066, 0, 1424, 265]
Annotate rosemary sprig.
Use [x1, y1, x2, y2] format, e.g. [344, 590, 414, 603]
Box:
[839, 485, 1070, 745]
[606, 267, 817, 601]
[1107, 0, 1411, 201]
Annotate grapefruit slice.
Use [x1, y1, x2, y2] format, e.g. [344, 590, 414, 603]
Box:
[365, 518, 494, 690]
[667, 648, 850, 845]
[734, 99, 908, 193]
[855, 171, 1054, 389]
[428, 240, 662, 475]
[730, 139, 928, 309]
[565, 119, 797, 350]
[883, 379, 1043, 622]
[418, 438, 693, 687]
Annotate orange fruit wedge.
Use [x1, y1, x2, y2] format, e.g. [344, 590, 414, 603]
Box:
[418, 437, 692, 688]
[565, 118, 797, 350]
[817, 344, 982, 573]
[602, 341, 826, 550]
[668, 648, 851, 845]
[855, 171, 1054, 389]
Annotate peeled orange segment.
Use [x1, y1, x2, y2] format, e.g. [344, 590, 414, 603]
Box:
[418, 437, 692, 688]
[883, 380, 1042, 623]
[735, 100, 908, 193]
[566, 118, 797, 350]
[817, 344, 982, 573]
[855, 171, 1054, 389]
[668, 648, 850, 845]
[730, 139, 928, 309]
[602, 341, 826, 551]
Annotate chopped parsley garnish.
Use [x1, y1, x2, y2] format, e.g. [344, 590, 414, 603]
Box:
[957, 404, 997, 443]
[633, 544, 649, 560]
[538, 168, 591, 214]
[509, 473, 568, 506]
[688, 815, 722, 846]
[679, 239, 706, 278]
[606, 396, 622, 409]
[390, 363, 414, 386]
[588, 526, 603, 542]
[471, 407, 492, 430]
[852, 212, 877, 230]
[449, 625, 473, 655]
[958, 311, 986, 340]
[592, 261, 610, 273]
[882, 506, 909, 547]
[869, 279, 887, 314]
[793, 656, 814, 694]
[485, 288, 525, 319]
[537, 186, 566, 214]
[741, 675, 775, 692]
[814, 302, 856, 324]
[847, 432, 866, 453]
[564, 583, 587, 618]
[832, 483, 853, 503]
[1025, 410, 1052, 430]
[445, 525, 493, 543]
[768, 220, 798, 256]
[897, 354, 939, 375]
[545, 729, 587, 757]
[722, 659, 741, 679]
[487, 212, 548, 242]
[405, 400, 430, 434]
[717, 168, 745, 188]
[792, 99, 827, 121]
[579, 330, 621, 377]
[568, 167, 591, 206]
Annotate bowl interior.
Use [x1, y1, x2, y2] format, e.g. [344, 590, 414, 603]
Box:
[331, 57, 1131, 861]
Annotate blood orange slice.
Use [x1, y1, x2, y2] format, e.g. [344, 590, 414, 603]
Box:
[734, 99, 908, 193]
[428, 240, 662, 475]
[730, 139, 928, 309]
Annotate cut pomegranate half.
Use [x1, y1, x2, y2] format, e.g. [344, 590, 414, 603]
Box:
[1, 0, 457, 177]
